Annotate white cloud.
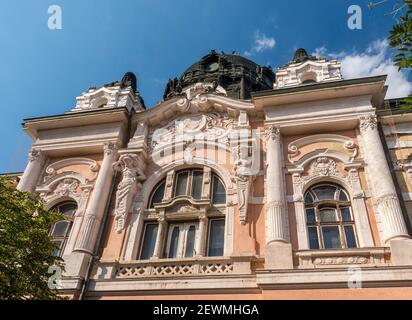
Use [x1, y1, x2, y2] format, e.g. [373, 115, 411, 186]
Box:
[244, 31, 276, 56]
[312, 39, 411, 99]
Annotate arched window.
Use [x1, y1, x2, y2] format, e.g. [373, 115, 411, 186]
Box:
[49, 202, 77, 256]
[148, 168, 226, 208]
[304, 184, 357, 249]
[142, 168, 226, 260]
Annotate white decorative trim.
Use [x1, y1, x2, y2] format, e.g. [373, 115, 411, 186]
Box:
[43, 157, 100, 184]
[287, 134, 357, 164]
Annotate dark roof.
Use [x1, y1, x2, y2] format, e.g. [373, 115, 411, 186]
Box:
[163, 50, 275, 100]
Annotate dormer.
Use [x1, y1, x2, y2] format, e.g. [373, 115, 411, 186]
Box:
[69, 72, 145, 113]
[273, 48, 342, 89]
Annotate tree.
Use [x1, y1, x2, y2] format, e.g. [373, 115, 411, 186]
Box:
[0, 177, 64, 300]
[388, 0, 412, 108]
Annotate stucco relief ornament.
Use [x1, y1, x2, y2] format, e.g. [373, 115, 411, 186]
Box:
[113, 154, 146, 233]
[29, 149, 43, 163]
[45, 178, 80, 202]
[359, 114, 377, 134]
[310, 157, 338, 177]
[264, 125, 280, 141]
[232, 145, 254, 224]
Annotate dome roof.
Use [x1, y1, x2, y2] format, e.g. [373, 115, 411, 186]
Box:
[163, 50, 275, 100]
[292, 48, 316, 64]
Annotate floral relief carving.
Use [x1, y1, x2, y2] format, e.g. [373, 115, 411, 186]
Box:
[313, 256, 369, 265]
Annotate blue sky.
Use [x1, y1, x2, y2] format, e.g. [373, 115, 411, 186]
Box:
[0, 0, 410, 173]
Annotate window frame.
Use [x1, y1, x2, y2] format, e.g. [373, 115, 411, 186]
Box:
[139, 222, 159, 260]
[305, 184, 358, 250]
[206, 218, 225, 257]
[49, 201, 77, 257]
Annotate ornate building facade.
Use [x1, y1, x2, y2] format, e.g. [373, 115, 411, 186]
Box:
[14, 49, 412, 299]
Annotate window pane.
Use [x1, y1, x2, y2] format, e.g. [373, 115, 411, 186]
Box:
[304, 192, 314, 204]
[322, 226, 341, 249]
[168, 226, 180, 258]
[308, 227, 320, 249]
[55, 202, 77, 217]
[140, 224, 158, 260]
[212, 176, 226, 204]
[319, 208, 337, 222]
[185, 225, 196, 257]
[339, 190, 349, 202]
[150, 182, 165, 208]
[313, 186, 336, 201]
[191, 171, 203, 200]
[175, 172, 188, 196]
[208, 220, 225, 256]
[341, 207, 352, 221]
[52, 221, 70, 237]
[306, 208, 316, 224]
[52, 240, 63, 257]
[344, 225, 357, 248]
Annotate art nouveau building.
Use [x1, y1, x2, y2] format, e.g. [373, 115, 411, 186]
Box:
[14, 48, 412, 299]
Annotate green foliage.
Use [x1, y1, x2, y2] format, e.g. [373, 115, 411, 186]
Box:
[389, 0, 412, 109]
[0, 177, 64, 300]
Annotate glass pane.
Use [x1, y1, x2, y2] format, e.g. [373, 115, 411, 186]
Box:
[185, 225, 196, 257]
[175, 172, 188, 196]
[191, 171, 203, 200]
[55, 202, 77, 217]
[140, 224, 158, 260]
[52, 221, 70, 237]
[341, 207, 352, 221]
[52, 240, 63, 256]
[344, 225, 357, 248]
[339, 190, 349, 202]
[319, 208, 337, 222]
[212, 176, 226, 204]
[150, 182, 165, 208]
[308, 227, 320, 249]
[306, 208, 316, 224]
[208, 220, 224, 256]
[168, 226, 180, 258]
[304, 192, 314, 204]
[322, 226, 341, 249]
[313, 186, 337, 201]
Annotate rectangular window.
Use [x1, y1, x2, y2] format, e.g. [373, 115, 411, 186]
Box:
[191, 171, 203, 200]
[308, 226, 320, 249]
[344, 225, 357, 248]
[208, 219, 225, 256]
[165, 222, 198, 258]
[306, 208, 316, 224]
[175, 171, 189, 196]
[212, 176, 226, 204]
[319, 208, 337, 222]
[322, 226, 341, 249]
[140, 224, 158, 260]
[341, 207, 352, 221]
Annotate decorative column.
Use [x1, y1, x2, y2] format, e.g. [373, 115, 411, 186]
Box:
[152, 215, 167, 259]
[264, 126, 288, 243]
[74, 142, 119, 253]
[65, 142, 119, 277]
[195, 213, 208, 257]
[359, 114, 410, 244]
[17, 149, 46, 192]
[264, 125, 293, 269]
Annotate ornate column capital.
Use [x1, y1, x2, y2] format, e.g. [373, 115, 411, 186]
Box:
[264, 125, 280, 142]
[28, 149, 44, 163]
[359, 114, 377, 135]
[103, 141, 119, 156]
